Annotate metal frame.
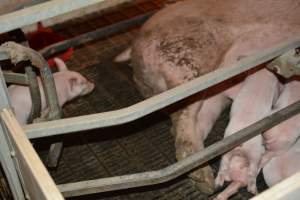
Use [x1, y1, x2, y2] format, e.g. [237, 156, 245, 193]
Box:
[0, 0, 300, 199]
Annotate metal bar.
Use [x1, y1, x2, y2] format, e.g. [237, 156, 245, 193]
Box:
[25, 36, 300, 139]
[2, 72, 28, 85]
[58, 99, 300, 197]
[40, 11, 154, 58]
[0, 42, 64, 168]
[0, 0, 132, 34]
[0, 42, 62, 122]
[0, 67, 25, 200]
[1, 108, 64, 200]
[25, 66, 41, 123]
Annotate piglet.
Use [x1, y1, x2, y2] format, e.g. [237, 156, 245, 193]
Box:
[260, 80, 300, 168]
[263, 134, 300, 187]
[8, 58, 95, 124]
[214, 69, 281, 200]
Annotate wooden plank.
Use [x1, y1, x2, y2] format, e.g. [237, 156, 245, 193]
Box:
[251, 172, 300, 200]
[0, 0, 131, 33]
[1, 108, 64, 200]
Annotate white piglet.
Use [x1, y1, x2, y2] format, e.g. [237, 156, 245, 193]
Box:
[263, 135, 300, 187]
[8, 58, 95, 124]
[260, 80, 300, 168]
[214, 69, 282, 200]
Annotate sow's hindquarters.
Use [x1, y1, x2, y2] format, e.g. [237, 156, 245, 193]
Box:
[118, 0, 300, 196]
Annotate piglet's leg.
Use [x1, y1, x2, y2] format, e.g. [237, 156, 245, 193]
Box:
[215, 154, 231, 188]
[247, 158, 260, 194]
[214, 181, 244, 200]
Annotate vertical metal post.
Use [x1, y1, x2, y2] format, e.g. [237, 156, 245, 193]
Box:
[0, 66, 25, 199]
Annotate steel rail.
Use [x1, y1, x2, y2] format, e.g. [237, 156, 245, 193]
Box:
[0, 0, 132, 34]
[25, 36, 300, 139]
[2, 72, 28, 85]
[58, 99, 300, 197]
[40, 11, 154, 58]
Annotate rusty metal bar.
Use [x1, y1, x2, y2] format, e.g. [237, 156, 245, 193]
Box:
[0, 0, 132, 34]
[58, 99, 300, 197]
[25, 36, 300, 139]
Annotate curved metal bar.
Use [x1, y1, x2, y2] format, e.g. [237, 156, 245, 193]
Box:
[0, 42, 64, 168]
[0, 42, 62, 121]
[58, 99, 300, 197]
[25, 66, 41, 124]
[25, 36, 300, 139]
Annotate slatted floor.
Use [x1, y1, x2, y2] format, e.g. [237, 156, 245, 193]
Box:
[30, 0, 268, 199]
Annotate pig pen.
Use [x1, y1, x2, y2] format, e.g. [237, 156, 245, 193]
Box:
[1, 0, 300, 200]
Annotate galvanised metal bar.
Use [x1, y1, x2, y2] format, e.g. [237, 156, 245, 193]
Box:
[0, 68, 25, 200]
[0, 42, 62, 122]
[0, 43, 64, 168]
[25, 66, 41, 124]
[0, 0, 132, 34]
[25, 36, 300, 139]
[0, 53, 29, 85]
[2, 71, 28, 85]
[58, 99, 300, 197]
[41, 11, 154, 59]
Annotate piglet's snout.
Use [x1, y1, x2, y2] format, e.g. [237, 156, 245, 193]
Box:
[81, 80, 95, 96]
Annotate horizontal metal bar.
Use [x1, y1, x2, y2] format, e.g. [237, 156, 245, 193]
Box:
[3, 72, 28, 85]
[58, 99, 300, 197]
[24, 36, 300, 139]
[41, 11, 154, 58]
[0, 0, 131, 34]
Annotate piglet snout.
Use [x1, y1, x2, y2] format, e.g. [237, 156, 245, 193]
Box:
[81, 80, 95, 96]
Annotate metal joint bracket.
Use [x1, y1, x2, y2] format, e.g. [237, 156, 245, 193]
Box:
[267, 48, 300, 78]
[0, 42, 63, 168]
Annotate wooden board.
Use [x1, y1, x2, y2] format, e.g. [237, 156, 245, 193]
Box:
[1, 108, 64, 200]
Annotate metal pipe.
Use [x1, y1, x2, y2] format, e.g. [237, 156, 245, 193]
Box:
[0, 67, 26, 200]
[0, 0, 132, 34]
[25, 66, 41, 124]
[0, 42, 64, 168]
[58, 99, 300, 197]
[2, 72, 28, 85]
[0, 42, 62, 121]
[40, 11, 154, 58]
[25, 36, 300, 139]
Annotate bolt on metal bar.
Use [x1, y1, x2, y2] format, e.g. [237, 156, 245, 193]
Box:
[40, 11, 154, 59]
[0, 0, 132, 34]
[25, 36, 300, 139]
[58, 99, 300, 197]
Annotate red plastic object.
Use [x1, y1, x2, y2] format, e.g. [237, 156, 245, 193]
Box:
[26, 22, 73, 67]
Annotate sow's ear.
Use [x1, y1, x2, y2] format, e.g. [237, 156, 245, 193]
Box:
[54, 57, 69, 72]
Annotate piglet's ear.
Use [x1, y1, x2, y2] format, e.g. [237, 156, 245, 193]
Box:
[54, 57, 69, 72]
